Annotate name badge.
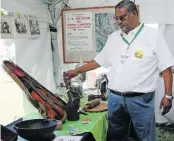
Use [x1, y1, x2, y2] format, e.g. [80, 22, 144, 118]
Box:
[120, 55, 129, 64]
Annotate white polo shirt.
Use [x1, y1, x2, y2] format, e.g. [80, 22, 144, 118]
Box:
[94, 23, 174, 93]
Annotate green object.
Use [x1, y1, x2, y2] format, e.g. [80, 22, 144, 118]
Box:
[17, 12, 20, 18]
[1, 10, 4, 15]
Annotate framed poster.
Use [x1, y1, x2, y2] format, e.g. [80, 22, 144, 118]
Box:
[61, 6, 119, 63]
[0, 16, 14, 39]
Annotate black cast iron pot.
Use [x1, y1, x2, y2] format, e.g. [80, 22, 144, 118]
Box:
[14, 119, 58, 141]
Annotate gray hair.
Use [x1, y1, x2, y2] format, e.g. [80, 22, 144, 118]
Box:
[115, 1, 138, 15]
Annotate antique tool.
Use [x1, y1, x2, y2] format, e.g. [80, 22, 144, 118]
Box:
[96, 74, 108, 95]
[88, 94, 106, 101]
[71, 81, 83, 99]
[78, 108, 88, 115]
[63, 72, 80, 121]
[63, 72, 73, 103]
[88, 74, 108, 101]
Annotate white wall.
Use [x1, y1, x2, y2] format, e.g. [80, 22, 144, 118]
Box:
[0, 0, 55, 125]
[164, 25, 174, 57]
[1, 0, 55, 90]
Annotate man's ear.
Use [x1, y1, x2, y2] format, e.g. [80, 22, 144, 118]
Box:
[132, 11, 138, 19]
[134, 11, 139, 17]
[130, 10, 136, 16]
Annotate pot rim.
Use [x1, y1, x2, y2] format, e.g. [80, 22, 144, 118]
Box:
[14, 119, 58, 130]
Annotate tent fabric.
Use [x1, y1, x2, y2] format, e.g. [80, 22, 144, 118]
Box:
[15, 30, 56, 93]
[1, 0, 174, 126]
[0, 0, 55, 125]
[1, 0, 55, 92]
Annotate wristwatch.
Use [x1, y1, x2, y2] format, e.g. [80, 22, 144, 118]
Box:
[165, 95, 174, 100]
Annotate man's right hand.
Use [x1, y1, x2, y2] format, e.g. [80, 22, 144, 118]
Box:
[65, 69, 79, 79]
[65, 60, 99, 80]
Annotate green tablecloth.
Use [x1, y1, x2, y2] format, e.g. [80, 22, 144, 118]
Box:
[57, 112, 108, 141]
[22, 98, 108, 141]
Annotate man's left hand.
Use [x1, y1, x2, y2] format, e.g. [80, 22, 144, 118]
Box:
[159, 97, 172, 115]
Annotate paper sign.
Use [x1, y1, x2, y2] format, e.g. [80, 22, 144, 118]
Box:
[53, 136, 83, 141]
[65, 12, 93, 52]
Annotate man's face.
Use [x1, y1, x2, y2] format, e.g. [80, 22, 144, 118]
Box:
[115, 7, 136, 33]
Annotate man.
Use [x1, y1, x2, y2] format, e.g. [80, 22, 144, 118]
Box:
[65, 1, 174, 141]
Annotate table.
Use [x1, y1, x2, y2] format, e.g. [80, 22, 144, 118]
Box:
[20, 97, 108, 141]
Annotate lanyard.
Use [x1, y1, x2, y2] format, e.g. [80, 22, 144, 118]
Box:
[121, 23, 144, 54]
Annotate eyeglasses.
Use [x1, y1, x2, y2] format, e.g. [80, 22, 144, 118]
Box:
[114, 12, 132, 22]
